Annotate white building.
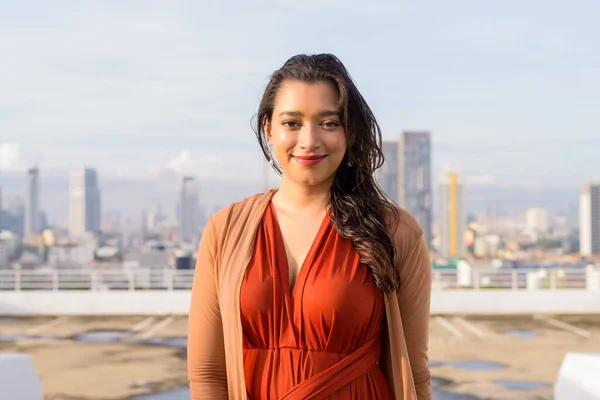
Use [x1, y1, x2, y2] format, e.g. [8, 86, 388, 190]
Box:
[524, 207, 550, 241]
[69, 168, 101, 238]
[47, 235, 97, 266]
[0, 231, 18, 267]
[142, 205, 161, 234]
[580, 182, 600, 256]
[525, 208, 549, 235]
[0, 240, 8, 267]
[474, 234, 501, 259]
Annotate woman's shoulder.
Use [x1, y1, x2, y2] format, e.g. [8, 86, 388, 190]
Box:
[206, 190, 276, 229]
[385, 205, 426, 258]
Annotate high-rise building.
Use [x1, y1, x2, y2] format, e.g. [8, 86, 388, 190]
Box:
[580, 182, 600, 256]
[69, 168, 101, 237]
[378, 131, 432, 245]
[180, 176, 199, 243]
[0, 240, 8, 267]
[438, 171, 466, 257]
[24, 167, 41, 236]
[379, 141, 400, 203]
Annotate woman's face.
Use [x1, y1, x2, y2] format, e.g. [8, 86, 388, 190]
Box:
[265, 80, 347, 189]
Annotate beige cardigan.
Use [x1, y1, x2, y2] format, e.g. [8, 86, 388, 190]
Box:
[187, 189, 432, 399]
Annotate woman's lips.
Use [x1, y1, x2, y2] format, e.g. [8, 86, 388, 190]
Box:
[293, 155, 327, 166]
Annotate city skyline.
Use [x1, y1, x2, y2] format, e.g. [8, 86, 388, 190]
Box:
[0, 164, 585, 228]
[1, 1, 599, 189]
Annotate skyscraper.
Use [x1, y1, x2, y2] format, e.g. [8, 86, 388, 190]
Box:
[378, 141, 400, 203]
[378, 131, 432, 245]
[24, 167, 41, 236]
[580, 182, 600, 256]
[69, 168, 101, 237]
[180, 176, 199, 243]
[438, 171, 466, 257]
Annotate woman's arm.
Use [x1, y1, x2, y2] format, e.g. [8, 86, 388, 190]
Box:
[187, 215, 228, 399]
[398, 233, 432, 400]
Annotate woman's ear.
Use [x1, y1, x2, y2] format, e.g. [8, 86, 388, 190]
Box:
[264, 120, 272, 146]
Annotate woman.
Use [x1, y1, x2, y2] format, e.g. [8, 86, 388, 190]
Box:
[187, 54, 432, 399]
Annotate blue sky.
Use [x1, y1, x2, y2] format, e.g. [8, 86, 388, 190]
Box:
[1, 0, 599, 188]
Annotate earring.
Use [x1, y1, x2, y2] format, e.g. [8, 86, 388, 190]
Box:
[347, 160, 353, 167]
[269, 158, 274, 167]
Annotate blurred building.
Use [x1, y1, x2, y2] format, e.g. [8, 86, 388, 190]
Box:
[580, 182, 600, 256]
[180, 176, 200, 243]
[474, 234, 501, 259]
[378, 131, 432, 245]
[69, 168, 101, 238]
[0, 230, 17, 267]
[438, 171, 466, 257]
[24, 167, 41, 236]
[142, 205, 162, 234]
[169, 248, 194, 270]
[48, 233, 97, 267]
[525, 208, 549, 235]
[0, 241, 7, 267]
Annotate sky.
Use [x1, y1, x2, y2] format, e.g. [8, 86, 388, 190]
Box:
[1, 0, 599, 192]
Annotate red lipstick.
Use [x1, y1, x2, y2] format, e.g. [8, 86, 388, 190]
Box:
[293, 155, 327, 166]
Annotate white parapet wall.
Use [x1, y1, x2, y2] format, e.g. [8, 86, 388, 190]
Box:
[431, 290, 600, 315]
[1, 290, 600, 315]
[0, 291, 192, 316]
[555, 353, 600, 400]
[0, 354, 44, 400]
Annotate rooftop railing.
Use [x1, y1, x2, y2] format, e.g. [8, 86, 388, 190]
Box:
[0, 266, 597, 291]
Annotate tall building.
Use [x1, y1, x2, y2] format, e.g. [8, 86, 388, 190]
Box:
[580, 182, 600, 256]
[180, 176, 199, 243]
[24, 167, 41, 236]
[378, 131, 432, 245]
[438, 171, 466, 257]
[69, 168, 101, 237]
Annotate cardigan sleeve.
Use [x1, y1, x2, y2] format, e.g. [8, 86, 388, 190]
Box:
[187, 214, 229, 399]
[397, 232, 432, 400]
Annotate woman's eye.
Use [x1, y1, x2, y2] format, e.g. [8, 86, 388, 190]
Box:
[323, 121, 341, 128]
[282, 120, 300, 128]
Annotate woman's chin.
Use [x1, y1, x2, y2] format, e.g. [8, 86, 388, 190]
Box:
[286, 172, 334, 188]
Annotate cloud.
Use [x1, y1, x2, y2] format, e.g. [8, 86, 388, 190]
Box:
[0, 142, 24, 170]
[164, 149, 232, 180]
[166, 149, 196, 176]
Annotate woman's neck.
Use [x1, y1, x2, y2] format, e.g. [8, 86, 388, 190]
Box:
[272, 178, 331, 215]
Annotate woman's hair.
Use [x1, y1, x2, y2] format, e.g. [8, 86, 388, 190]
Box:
[254, 53, 400, 294]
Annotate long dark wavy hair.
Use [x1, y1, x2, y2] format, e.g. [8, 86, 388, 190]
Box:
[254, 53, 400, 294]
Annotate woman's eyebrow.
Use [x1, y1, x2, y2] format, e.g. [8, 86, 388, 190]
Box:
[277, 110, 340, 117]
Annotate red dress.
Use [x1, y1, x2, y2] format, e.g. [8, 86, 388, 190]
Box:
[240, 201, 393, 399]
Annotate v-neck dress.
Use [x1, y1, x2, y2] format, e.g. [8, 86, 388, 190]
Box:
[240, 201, 393, 400]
